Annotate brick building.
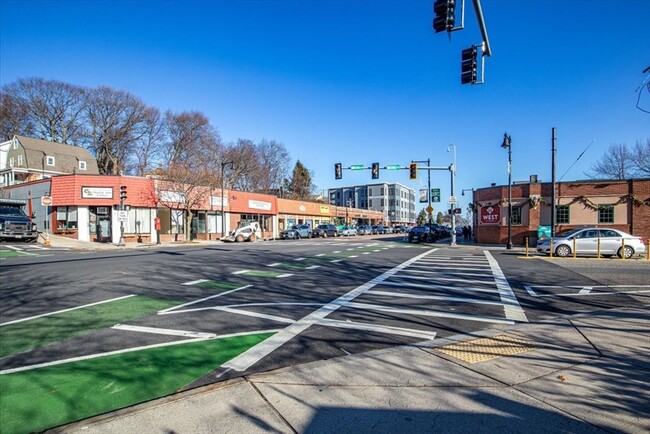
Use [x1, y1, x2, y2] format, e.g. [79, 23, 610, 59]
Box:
[471, 178, 650, 246]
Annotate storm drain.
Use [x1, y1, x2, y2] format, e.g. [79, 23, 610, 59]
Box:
[437, 335, 535, 364]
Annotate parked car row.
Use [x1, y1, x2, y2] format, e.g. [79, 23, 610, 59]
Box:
[280, 223, 411, 239]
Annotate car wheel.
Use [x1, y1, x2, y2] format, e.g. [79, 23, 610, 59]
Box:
[618, 246, 634, 259]
[249, 234, 256, 242]
[323, 232, 327, 238]
[555, 245, 571, 257]
[235, 234, 245, 242]
[296, 233, 301, 239]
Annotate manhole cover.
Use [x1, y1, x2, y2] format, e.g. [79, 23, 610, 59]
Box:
[437, 335, 534, 364]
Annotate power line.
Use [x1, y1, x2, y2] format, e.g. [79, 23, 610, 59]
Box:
[559, 139, 595, 182]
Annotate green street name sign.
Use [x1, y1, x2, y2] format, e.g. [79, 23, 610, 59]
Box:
[431, 188, 441, 203]
[386, 164, 402, 170]
[350, 165, 365, 170]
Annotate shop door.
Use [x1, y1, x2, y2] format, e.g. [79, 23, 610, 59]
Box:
[97, 215, 112, 243]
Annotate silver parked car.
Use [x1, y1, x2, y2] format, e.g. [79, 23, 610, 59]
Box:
[536, 227, 646, 259]
[340, 225, 358, 236]
[280, 224, 312, 239]
[357, 225, 372, 235]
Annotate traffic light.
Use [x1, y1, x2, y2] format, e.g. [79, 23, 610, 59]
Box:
[453, 208, 462, 214]
[433, 0, 456, 33]
[119, 185, 127, 201]
[371, 162, 379, 179]
[461, 46, 478, 85]
[409, 162, 418, 180]
[335, 163, 342, 180]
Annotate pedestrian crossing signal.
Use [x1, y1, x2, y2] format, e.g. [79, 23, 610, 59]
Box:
[409, 162, 417, 180]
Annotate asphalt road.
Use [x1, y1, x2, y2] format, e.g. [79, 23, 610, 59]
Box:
[1, 238, 648, 386]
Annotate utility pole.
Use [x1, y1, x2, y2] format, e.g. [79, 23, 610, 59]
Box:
[551, 128, 557, 237]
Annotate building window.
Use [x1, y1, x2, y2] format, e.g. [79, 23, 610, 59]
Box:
[126, 208, 151, 233]
[556, 205, 569, 224]
[79, 161, 87, 170]
[9, 157, 14, 167]
[13, 140, 18, 150]
[381, 199, 384, 206]
[17, 155, 23, 166]
[56, 206, 78, 229]
[512, 206, 522, 224]
[380, 188, 384, 195]
[368, 199, 373, 207]
[598, 205, 614, 223]
[46, 156, 55, 166]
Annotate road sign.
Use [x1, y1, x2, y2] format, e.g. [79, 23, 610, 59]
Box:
[350, 164, 365, 170]
[431, 188, 440, 202]
[386, 164, 402, 170]
[448, 195, 457, 204]
[41, 196, 52, 206]
[117, 211, 128, 222]
[426, 205, 434, 214]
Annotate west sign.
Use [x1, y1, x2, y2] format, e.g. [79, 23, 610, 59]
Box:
[480, 205, 500, 224]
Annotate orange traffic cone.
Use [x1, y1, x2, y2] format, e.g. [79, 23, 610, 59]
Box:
[44, 234, 51, 247]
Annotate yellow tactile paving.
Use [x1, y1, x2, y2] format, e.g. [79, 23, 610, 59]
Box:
[437, 335, 535, 364]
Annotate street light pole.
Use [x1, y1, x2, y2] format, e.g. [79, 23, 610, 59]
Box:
[448, 144, 457, 246]
[221, 161, 233, 238]
[501, 133, 513, 249]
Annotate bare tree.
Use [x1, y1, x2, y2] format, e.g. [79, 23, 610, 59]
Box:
[130, 107, 165, 176]
[0, 90, 34, 140]
[257, 139, 290, 194]
[155, 163, 212, 241]
[225, 139, 259, 191]
[84, 86, 150, 174]
[163, 111, 221, 169]
[629, 138, 650, 177]
[587, 143, 630, 180]
[2, 78, 86, 144]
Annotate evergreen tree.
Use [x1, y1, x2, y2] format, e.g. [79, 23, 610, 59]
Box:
[287, 160, 314, 200]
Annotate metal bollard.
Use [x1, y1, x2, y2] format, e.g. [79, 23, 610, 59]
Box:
[597, 238, 601, 259]
[621, 238, 626, 260]
[573, 238, 576, 259]
[550, 238, 553, 258]
[525, 237, 529, 257]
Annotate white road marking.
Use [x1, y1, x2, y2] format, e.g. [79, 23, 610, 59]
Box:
[485, 251, 528, 322]
[181, 279, 210, 286]
[348, 255, 358, 258]
[578, 287, 593, 295]
[294, 257, 306, 261]
[158, 285, 251, 314]
[345, 301, 515, 325]
[232, 270, 249, 275]
[305, 265, 320, 270]
[277, 273, 293, 278]
[318, 318, 437, 340]
[0, 329, 281, 375]
[368, 290, 504, 306]
[212, 307, 296, 324]
[523, 284, 650, 297]
[391, 274, 495, 285]
[331, 259, 342, 263]
[401, 269, 490, 277]
[267, 263, 282, 267]
[112, 324, 217, 339]
[314, 253, 326, 257]
[380, 281, 498, 294]
[333, 251, 342, 254]
[0, 295, 137, 327]
[223, 248, 439, 372]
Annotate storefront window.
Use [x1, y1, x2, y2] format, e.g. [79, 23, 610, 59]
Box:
[171, 210, 184, 234]
[126, 208, 151, 234]
[56, 206, 78, 229]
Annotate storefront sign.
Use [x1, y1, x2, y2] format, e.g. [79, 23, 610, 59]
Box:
[480, 206, 500, 224]
[248, 200, 272, 211]
[160, 191, 186, 203]
[210, 196, 229, 207]
[82, 187, 113, 199]
[320, 205, 330, 214]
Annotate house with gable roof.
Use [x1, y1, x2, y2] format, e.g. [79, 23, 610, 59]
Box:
[0, 135, 99, 187]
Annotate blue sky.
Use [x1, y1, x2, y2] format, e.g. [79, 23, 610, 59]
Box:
[2, 0, 649, 213]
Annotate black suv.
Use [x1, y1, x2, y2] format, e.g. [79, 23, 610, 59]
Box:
[314, 224, 338, 238]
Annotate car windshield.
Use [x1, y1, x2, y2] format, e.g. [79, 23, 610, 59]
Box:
[0, 207, 26, 217]
[556, 229, 583, 238]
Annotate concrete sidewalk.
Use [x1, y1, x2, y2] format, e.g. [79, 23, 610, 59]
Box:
[59, 307, 650, 434]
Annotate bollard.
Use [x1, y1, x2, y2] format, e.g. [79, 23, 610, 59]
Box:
[647, 239, 649, 261]
[573, 238, 576, 259]
[621, 238, 626, 260]
[597, 238, 601, 259]
[525, 237, 529, 257]
[549, 238, 554, 258]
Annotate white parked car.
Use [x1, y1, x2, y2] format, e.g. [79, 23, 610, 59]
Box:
[340, 226, 358, 236]
[536, 227, 646, 258]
